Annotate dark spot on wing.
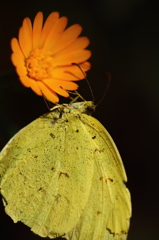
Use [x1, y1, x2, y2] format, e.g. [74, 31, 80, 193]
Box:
[76, 129, 79, 132]
[97, 211, 102, 215]
[92, 135, 96, 139]
[50, 133, 55, 138]
[34, 155, 38, 158]
[107, 178, 113, 182]
[106, 228, 127, 236]
[59, 172, 69, 178]
[95, 148, 104, 153]
[100, 177, 114, 183]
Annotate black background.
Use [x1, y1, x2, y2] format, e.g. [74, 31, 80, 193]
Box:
[0, 0, 159, 239]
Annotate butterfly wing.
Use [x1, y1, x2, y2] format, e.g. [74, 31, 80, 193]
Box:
[0, 102, 131, 240]
[0, 110, 95, 238]
[65, 113, 131, 240]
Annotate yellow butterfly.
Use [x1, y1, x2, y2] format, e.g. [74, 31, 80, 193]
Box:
[0, 101, 131, 239]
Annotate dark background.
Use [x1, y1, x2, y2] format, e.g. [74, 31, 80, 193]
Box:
[0, 0, 159, 239]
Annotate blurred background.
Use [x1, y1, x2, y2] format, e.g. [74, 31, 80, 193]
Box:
[0, 0, 158, 239]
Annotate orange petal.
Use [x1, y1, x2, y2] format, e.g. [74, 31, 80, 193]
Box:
[55, 50, 91, 66]
[37, 81, 59, 103]
[43, 79, 71, 97]
[52, 63, 91, 81]
[39, 12, 59, 48]
[51, 24, 82, 55]
[51, 86, 69, 97]
[57, 80, 78, 90]
[33, 12, 43, 49]
[44, 17, 68, 51]
[52, 68, 83, 81]
[19, 26, 31, 58]
[11, 38, 25, 59]
[58, 37, 90, 55]
[16, 65, 27, 77]
[19, 75, 30, 87]
[23, 17, 32, 36]
[29, 79, 42, 95]
[43, 79, 78, 90]
[22, 17, 32, 52]
[11, 53, 24, 66]
[79, 61, 91, 72]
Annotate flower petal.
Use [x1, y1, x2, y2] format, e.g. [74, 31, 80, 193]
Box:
[57, 80, 78, 90]
[43, 79, 70, 97]
[52, 62, 91, 81]
[22, 17, 32, 52]
[55, 49, 91, 66]
[33, 12, 43, 50]
[19, 75, 30, 87]
[80, 61, 91, 72]
[52, 68, 84, 81]
[37, 81, 59, 103]
[19, 26, 32, 58]
[29, 79, 42, 95]
[44, 17, 68, 51]
[11, 53, 28, 81]
[11, 38, 25, 59]
[16, 65, 27, 77]
[43, 79, 78, 90]
[51, 24, 82, 55]
[39, 12, 59, 48]
[11, 53, 24, 66]
[51, 86, 69, 97]
[58, 37, 90, 55]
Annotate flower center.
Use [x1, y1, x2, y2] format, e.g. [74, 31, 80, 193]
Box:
[26, 49, 54, 80]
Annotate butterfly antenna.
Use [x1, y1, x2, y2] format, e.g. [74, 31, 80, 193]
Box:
[42, 95, 52, 110]
[42, 93, 58, 111]
[96, 72, 111, 106]
[72, 63, 94, 102]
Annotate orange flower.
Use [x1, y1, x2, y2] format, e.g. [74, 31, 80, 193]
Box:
[11, 12, 91, 103]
